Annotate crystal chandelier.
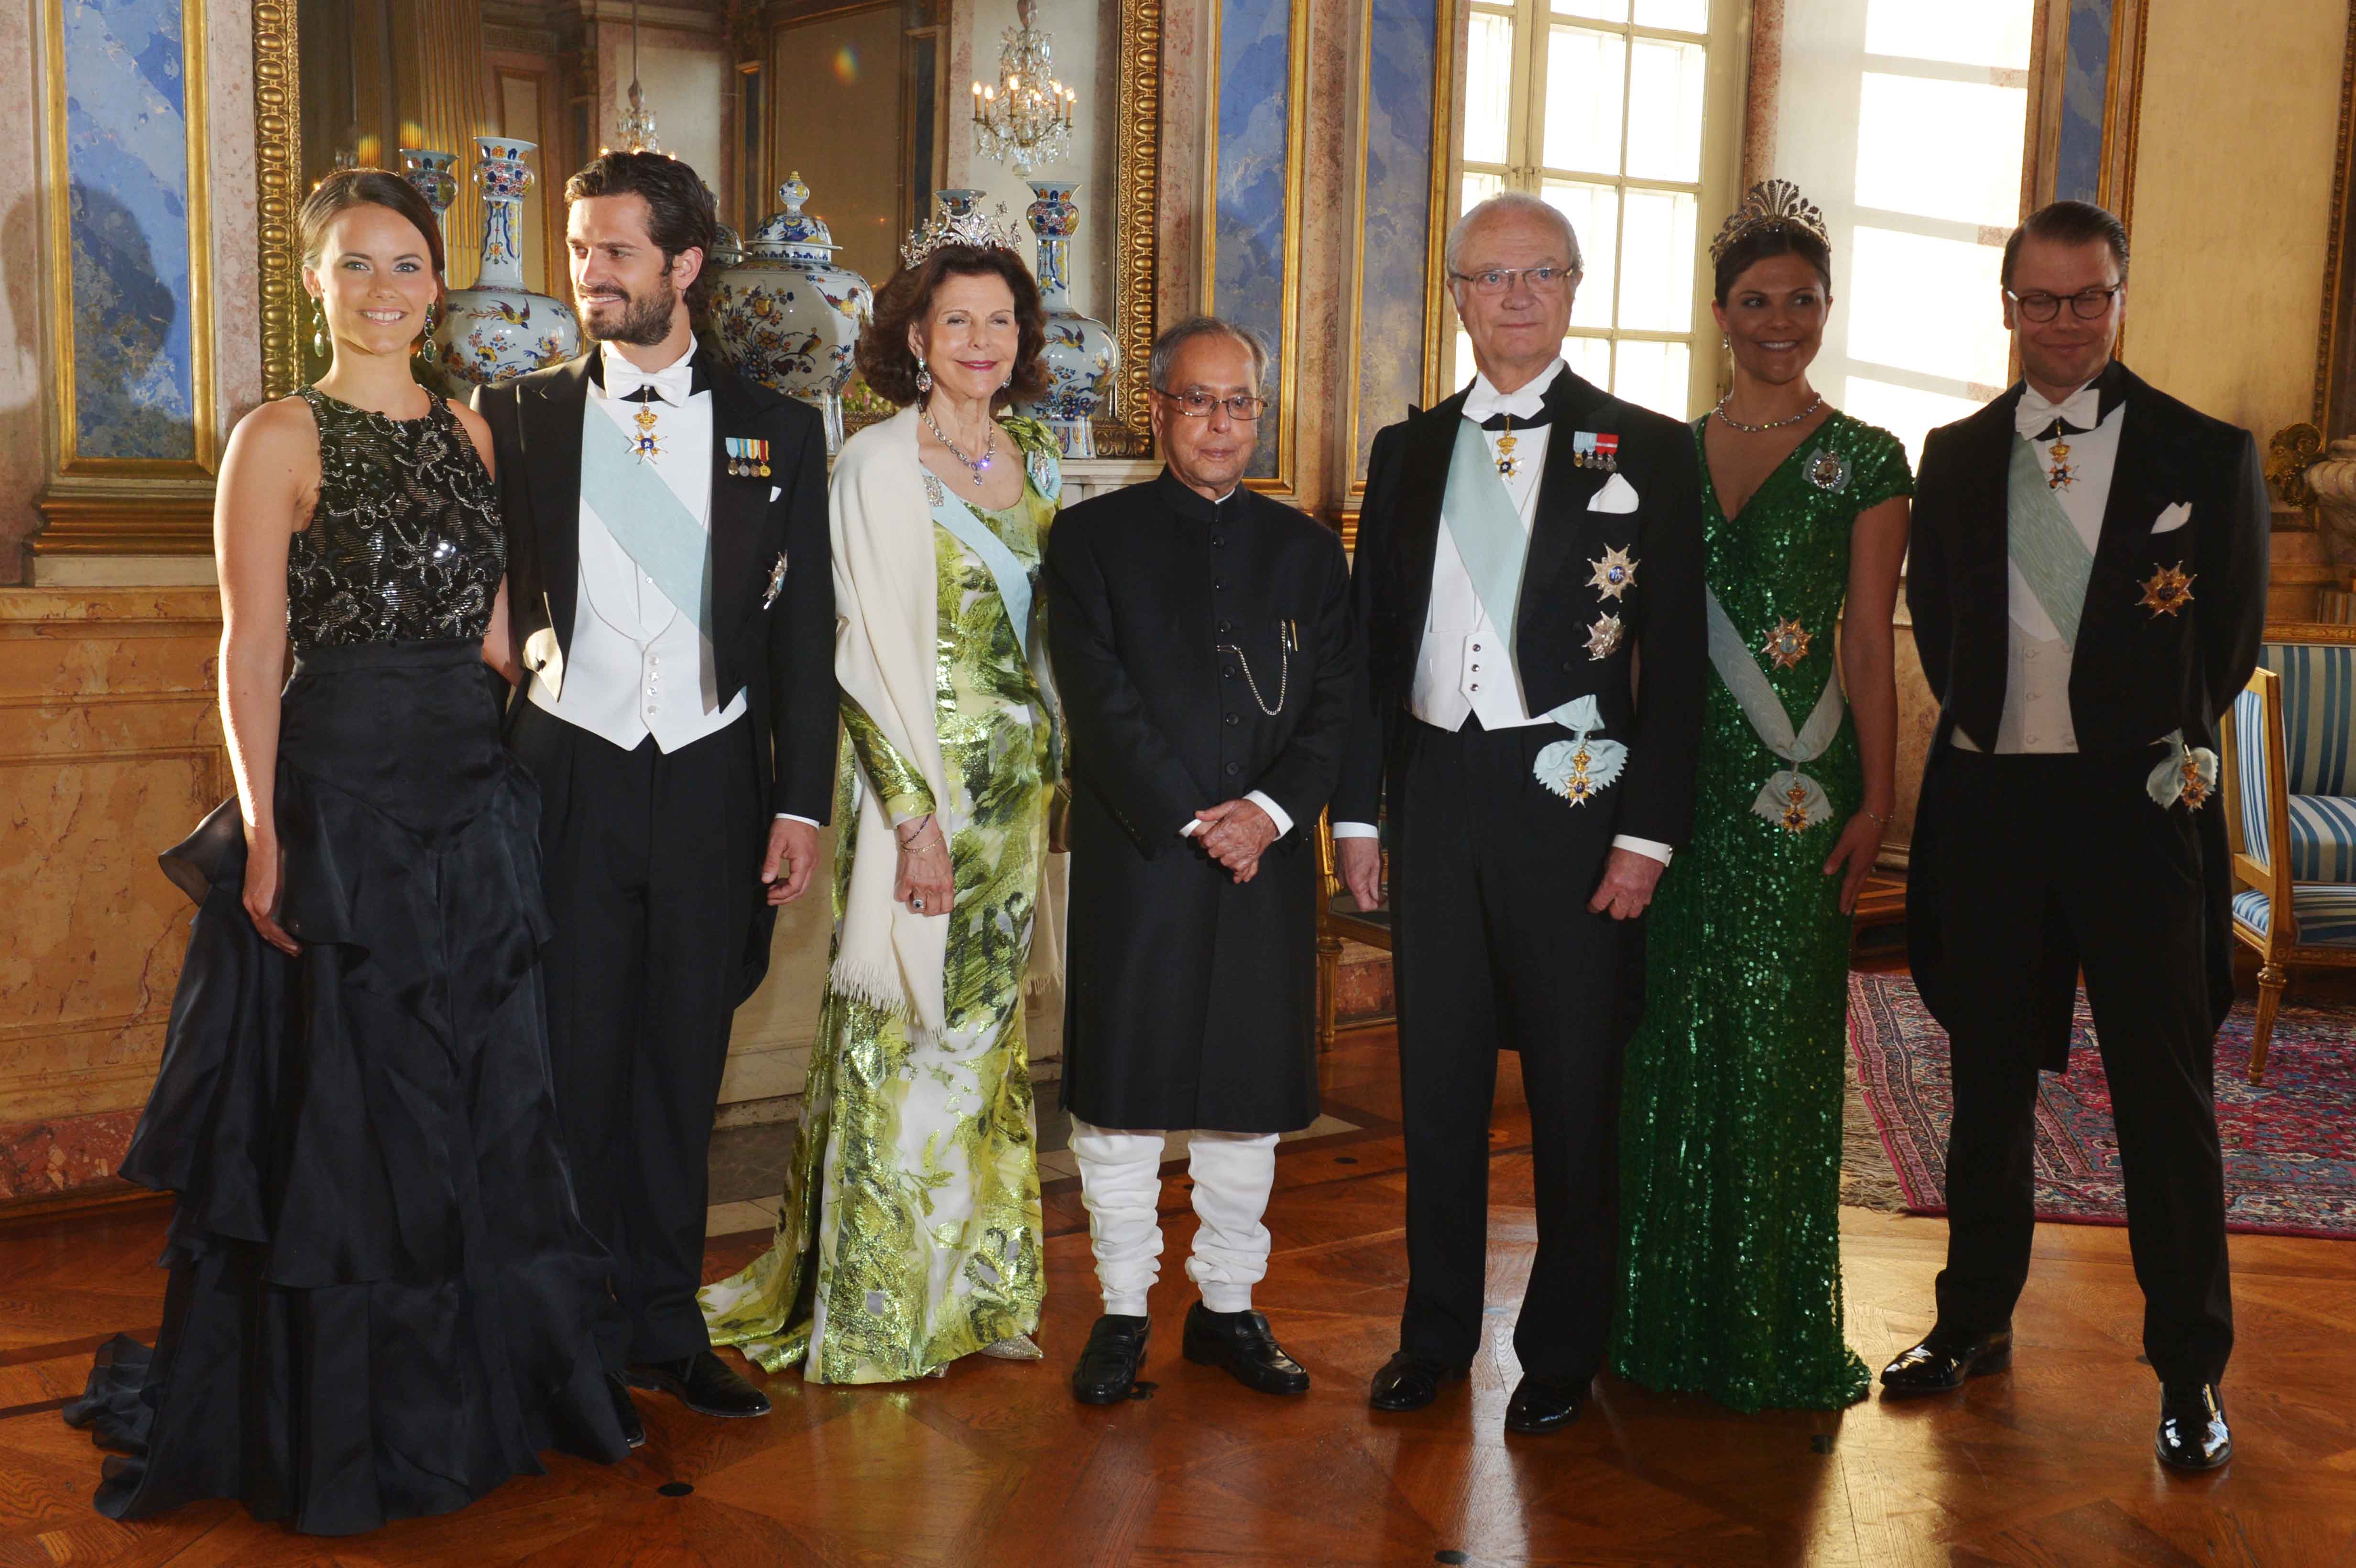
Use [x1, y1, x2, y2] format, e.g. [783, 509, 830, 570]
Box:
[971, 0, 1075, 175]
[616, 0, 660, 153]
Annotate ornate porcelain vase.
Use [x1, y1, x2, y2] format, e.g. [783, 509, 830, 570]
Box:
[429, 138, 580, 388]
[397, 148, 458, 241]
[710, 173, 873, 454]
[1013, 180, 1117, 459]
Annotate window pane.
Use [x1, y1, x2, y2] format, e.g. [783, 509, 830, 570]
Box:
[1613, 339, 1691, 417]
[1846, 226, 2011, 388]
[1462, 168, 1505, 222]
[1463, 12, 1516, 166]
[1614, 186, 1696, 331]
[1863, 0, 2032, 70]
[1564, 334, 1613, 388]
[1454, 329, 1473, 388]
[1854, 74, 2026, 229]
[1553, 0, 1626, 17]
[1633, 0, 1707, 30]
[1542, 179, 1617, 331]
[1544, 26, 1625, 175]
[1623, 36, 1707, 183]
[1839, 376, 1986, 472]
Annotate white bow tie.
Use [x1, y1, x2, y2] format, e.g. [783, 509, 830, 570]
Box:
[2015, 381, 2100, 439]
[607, 356, 696, 406]
[1463, 381, 1549, 424]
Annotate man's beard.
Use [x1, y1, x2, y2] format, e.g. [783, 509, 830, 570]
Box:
[579, 273, 679, 347]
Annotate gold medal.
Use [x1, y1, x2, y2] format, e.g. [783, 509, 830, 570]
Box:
[1778, 779, 1813, 833]
[1494, 415, 1520, 479]
[2138, 563, 2194, 617]
[631, 404, 662, 462]
[2046, 438, 2075, 490]
[1762, 617, 1813, 670]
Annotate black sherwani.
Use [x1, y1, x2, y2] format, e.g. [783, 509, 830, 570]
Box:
[1905, 359, 2267, 1386]
[1047, 471, 1361, 1133]
[472, 352, 837, 1365]
[1338, 369, 1705, 1382]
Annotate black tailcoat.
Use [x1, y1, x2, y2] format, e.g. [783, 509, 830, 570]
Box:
[1905, 361, 2269, 1056]
[473, 352, 839, 1000]
[1046, 472, 1362, 1134]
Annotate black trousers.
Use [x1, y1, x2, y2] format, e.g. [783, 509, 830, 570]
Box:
[1389, 715, 1636, 1382]
[509, 702, 763, 1366]
[1920, 747, 2233, 1386]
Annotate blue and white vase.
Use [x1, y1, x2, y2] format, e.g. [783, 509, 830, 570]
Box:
[397, 147, 458, 241]
[1014, 180, 1116, 459]
[429, 138, 580, 387]
[711, 172, 873, 454]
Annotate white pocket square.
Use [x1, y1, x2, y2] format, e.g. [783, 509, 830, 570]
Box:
[769, 486, 782, 503]
[2152, 501, 2192, 534]
[1588, 473, 1640, 513]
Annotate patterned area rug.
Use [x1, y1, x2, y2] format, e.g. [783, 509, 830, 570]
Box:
[1848, 970, 2356, 1239]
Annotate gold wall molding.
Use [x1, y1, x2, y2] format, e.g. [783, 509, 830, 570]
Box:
[2097, 0, 2149, 229]
[1100, 0, 1165, 460]
[257, 0, 303, 403]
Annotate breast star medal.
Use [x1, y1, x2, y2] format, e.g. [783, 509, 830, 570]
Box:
[1587, 545, 1638, 600]
[630, 404, 663, 462]
[1584, 612, 1625, 660]
[762, 551, 789, 610]
[1494, 415, 1522, 479]
[2138, 564, 2195, 617]
[1762, 617, 1813, 670]
[2046, 439, 2076, 490]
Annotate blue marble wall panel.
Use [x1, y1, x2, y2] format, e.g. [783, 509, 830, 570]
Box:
[1214, 0, 1294, 477]
[2055, 0, 2112, 207]
[1354, 0, 1437, 482]
[61, 0, 196, 462]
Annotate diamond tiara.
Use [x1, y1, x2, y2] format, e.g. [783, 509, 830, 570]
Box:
[1709, 178, 1830, 264]
[900, 201, 1027, 269]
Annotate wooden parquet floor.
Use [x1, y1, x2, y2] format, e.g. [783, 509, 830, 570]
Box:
[3, 1027, 2354, 1567]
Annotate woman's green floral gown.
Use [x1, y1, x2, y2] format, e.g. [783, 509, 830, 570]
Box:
[1611, 412, 1911, 1413]
[699, 418, 1060, 1384]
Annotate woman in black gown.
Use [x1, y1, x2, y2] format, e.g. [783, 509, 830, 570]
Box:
[63, 171, 632, 1535]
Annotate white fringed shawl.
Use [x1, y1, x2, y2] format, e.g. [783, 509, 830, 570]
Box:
[827, 404, 1065, 1036]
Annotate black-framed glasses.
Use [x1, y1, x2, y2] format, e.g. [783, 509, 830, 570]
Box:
[1451, 265, 1574, 295]
[1157, 387, 1269, 421]
[2006, 284, 2122, 322]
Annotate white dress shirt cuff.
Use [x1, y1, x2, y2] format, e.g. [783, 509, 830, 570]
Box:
[1331, 821, 1380, 840]
[1611, 834, 1674, 866]
[1180, 791, 1294, 839]
[774, 813, 821, 828]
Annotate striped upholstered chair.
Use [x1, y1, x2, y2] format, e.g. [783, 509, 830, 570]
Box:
[2221, 641, 2356, 1082]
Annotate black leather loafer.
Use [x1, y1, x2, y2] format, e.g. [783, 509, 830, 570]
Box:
[1182, 1304, 1309, 1396]
[2156, 1383, 2232, 1470]
[1071, 1314, 1152, 1405]
[1879, 1327, 2012, 1396]
[1504, 1373, 1587, 1434]
[626, 1350, 772, 1418]
[608, 1373, 647, 1449]
[1368, 1351, 1470, 1412]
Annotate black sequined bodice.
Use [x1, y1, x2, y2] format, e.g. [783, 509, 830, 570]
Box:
[285, 386, 504, 656]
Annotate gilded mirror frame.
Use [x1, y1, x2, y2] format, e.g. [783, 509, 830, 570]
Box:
[253, 0, 1160, 459]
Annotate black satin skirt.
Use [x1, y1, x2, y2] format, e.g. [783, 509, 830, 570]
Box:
[63, 638, 630, 1536]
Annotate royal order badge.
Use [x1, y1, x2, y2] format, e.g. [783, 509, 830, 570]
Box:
[1762, 616, 1813, 670]
[630, 405, 663, 462]
[1804, 448, 1849, 493]
[2138, 564, 2195, 617]
[1584, 612, 1625, 660]
[1587, 545, 1638, 601]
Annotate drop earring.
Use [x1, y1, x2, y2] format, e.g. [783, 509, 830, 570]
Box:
[311, 296, 328, 358]
[916, 357, 933, 395]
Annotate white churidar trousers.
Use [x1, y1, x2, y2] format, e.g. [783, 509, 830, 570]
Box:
[1069, 1118, 1279, 1316]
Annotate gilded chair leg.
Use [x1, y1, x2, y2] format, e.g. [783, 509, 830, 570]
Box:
[1316, 932, 1342, 1053]
[2251, 962, 2287, 1084]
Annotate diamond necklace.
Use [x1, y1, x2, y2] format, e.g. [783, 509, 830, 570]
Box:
[1712, 391, 1824, 434]
[920, 399, 997, 487]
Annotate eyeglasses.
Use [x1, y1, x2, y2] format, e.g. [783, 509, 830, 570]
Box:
[1451, 265, 1574, 296]
[1157, 387, 1269, 421]
[2005, 284, 2123, 323]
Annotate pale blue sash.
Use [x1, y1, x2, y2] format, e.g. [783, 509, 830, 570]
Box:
[2006, 434, 2094, 650]
[925, 474, 1036, 660]
[1706, 587, 1846, 828]
[1440, 419, 1530, 650]
[578, 414, 713, 636]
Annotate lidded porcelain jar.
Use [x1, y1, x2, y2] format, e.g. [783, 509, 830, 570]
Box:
[710, 172, 873, 453]
[428, 138, 581, 387]
[1012, 179, 1117, 458]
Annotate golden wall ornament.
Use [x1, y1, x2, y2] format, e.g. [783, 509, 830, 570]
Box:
[2269, 421, 2324, 511]
[256, 0, 301, 403]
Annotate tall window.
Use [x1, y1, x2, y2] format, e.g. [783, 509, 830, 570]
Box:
[1450, 0, 1741, 415]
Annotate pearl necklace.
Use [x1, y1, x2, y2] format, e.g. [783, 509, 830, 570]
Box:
[1711, 391, 1824, 434]
[920, 400, 997, 487]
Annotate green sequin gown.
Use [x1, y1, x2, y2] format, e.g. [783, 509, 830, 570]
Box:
[1611, 412, 1912, 1413]
[699, 417, 1060, 1385]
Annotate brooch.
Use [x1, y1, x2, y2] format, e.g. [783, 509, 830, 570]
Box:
[762, 552, 789, 610]
[725, 437, 772, 478]
[631, 405, 663, 462]
[1026, 444, 1056, 498]
[2138, 564, 2194, 617]
[923, 470, 947, 507]
[1571, 431, 1620, 472]
[1804, 448, 1849, 492]
[1586, 544, 1638, 601]
[1584, 612, 1625, 660]
[1761, 616, 1813, 670]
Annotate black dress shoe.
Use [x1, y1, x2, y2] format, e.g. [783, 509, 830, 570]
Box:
[1879, 1327, 2012, 1396]
[1368, 1351, 1470, 1412]
[1070, 1314, 1152, 1405]
[2156, 1383, 2232, 1470]
[608, 1373, 647, 1449]
[1504, 1373, 1587, 1434]
[626, 1350, 772, 1418]
[1182, 1304, 1309, 1396]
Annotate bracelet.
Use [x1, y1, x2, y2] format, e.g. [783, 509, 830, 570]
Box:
[1862, 806, 1890, 826]
[894, 813, 935, 847]
[900, 830, 947, 856]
